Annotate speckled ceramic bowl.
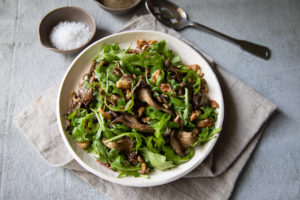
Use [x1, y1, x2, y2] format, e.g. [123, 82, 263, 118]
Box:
[94, 0, 142, 15]
[39, 6, 96, 54]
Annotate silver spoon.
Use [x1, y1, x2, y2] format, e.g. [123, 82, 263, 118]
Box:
[145, 0, 271, 60]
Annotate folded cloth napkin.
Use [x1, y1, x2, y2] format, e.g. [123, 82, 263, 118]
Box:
[14, 14, 277, 200]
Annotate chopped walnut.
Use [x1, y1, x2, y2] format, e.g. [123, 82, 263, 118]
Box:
[196, 118, 212, 128]
[141, 162, 148, 174]
[190, 110, 201, 121]
[76, 141, 90, 150]
[126, 90, 131, 100]
[116, 74, 133, 90]
[209, 100, 219, 108]
[147, 40, 157, 45]
[152, 69, 161, 83]
[160, 83, 173, 93]
[127, 49, 140, 54]
[137, 39, 149, 50]
[137, 106, 145, 117]
[186, 64, 203, 77]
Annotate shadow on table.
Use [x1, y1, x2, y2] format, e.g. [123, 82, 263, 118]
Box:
[93, 28, 112, 41]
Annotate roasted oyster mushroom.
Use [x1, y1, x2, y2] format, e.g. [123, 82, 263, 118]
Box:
[177, 129, 199, 149]
[110, 114, 155, 133]
[137, 87, 173, 115]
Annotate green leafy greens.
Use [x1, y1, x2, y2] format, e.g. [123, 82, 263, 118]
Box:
[65, 40, 221, 178]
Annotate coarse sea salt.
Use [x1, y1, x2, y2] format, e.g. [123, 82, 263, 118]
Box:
[50, 21, 92, 50]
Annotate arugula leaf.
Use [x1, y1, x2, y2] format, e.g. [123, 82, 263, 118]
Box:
[107, 64, 121, 82]
[97, 43, 120, 62]
[149, 40, 176, 60]
[92, 139, 110, 163]
[145, 136, 159, 153]
[145, 107, 171, 147]
[183, 88, 192, 124]
[110, 155, 141, 172]
[110, 124, 131, 135]
[199, 106, 218, 122]
[141, 148, 175, 171]
[193, 127, 222, 145]
[162, 145, 194, 165]
[183, 71, 201, 94]
[68, 110, 95, 143]
[169, 89, 193, 127]
[93, 110, 114, 139]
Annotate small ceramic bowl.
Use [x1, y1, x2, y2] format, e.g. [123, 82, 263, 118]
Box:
[39, 6, 96, 54]
[94, 0, 142, 15]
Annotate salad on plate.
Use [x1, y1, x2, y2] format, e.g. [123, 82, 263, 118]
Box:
[64, 39, 221, 178]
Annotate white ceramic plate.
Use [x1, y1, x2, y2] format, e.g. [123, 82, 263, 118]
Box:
[57, 30, 224, 187]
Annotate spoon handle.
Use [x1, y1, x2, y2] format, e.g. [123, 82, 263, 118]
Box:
[190, 22, 271, 59]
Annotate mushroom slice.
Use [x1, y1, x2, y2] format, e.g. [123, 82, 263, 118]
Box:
[102, 137, 135, 154]
[116, 74, 133, 90]
[170, 130, 184, 157]
[137, 87, 173, 115]
[110, 114, 155, 133]
[193, 92, 206, 109]
[78, 86, 93, 107]
[132, 76, 145, 95]
[124, 114, 155, 133]
[177, 129, 199, 149]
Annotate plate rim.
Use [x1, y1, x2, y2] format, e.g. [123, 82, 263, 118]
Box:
[56, 30, 224, 187]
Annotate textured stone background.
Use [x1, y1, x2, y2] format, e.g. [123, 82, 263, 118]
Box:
[1, 0, 299, 199]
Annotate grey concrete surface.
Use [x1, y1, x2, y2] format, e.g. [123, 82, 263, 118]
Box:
[1, 0, 299, 199]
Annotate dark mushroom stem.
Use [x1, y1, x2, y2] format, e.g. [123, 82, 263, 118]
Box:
[170, 130, 184, 157]
[110, 114, 155, 133]
[137, 87, 173, 115]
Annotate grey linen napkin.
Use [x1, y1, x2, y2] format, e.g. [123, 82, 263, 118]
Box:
[14, 15, 277, 200]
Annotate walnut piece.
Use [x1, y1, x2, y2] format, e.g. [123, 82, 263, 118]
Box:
[152, 69, 161, 83]
[209, 100, 219, 108]
[196, 118, 212, 128]
[186, 64, 203, 77]
[160, 83, 173, 93]
[76, 141, 90, 150]
[190, 110, 201, 121]
[137, 39, 148, 50]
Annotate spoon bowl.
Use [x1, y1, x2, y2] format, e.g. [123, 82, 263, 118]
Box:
[146, 0, 190, 30]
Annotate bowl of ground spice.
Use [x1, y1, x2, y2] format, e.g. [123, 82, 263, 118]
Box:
[94, 0, 142, 15]
[39, 7, 96, 54]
